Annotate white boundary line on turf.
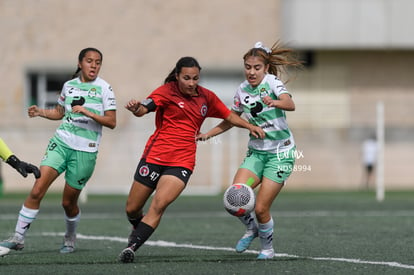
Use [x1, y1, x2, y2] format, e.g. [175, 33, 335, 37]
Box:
[40, 232, 414, 270]
[3, 210, 414, 220]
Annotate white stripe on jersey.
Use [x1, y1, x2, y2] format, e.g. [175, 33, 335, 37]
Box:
[53, 77, 116, 152]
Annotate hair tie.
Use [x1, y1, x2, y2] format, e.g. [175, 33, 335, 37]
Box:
[254, 41, 271, 54]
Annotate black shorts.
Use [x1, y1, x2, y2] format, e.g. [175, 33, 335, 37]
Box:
[134, 159, 193, 189]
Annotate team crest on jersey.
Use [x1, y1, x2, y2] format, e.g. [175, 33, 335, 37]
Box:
[88, 88, 97, 97]
[259, 87, 270, 98]
[139, 165, 150, 177]
[200, 104, 208, 117]
[234, 97, 241, 108]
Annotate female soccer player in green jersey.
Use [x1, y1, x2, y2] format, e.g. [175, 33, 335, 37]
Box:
[198, 41, 303, 259]
[0, 47, 116, 254]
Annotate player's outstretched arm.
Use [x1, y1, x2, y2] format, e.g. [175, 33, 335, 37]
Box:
[196, 119, 233, 141]
[125, 99, 148, 117]
[28, 104, 65, 120]
[6, 155, 40, 179]
[225, 112, 265, 139]
[6, 155, 41, 179]
[1, 138, 40, 178]
[0, 137, 14, 162]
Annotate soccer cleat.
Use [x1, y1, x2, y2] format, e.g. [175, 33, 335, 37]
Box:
[257, 248, 275, 260]
[119, 247, 135, 263]
[235, 230, 258, 253]
[0, 236, 25, 251]
[60, 235, 76, 254]
[0, 246, 10, 257]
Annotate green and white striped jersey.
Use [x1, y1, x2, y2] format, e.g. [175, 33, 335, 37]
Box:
[232, 74, 295, 153]
[54, 77, 116, 152]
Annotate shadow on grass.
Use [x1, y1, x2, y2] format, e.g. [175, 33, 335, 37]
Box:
[1, 249, 304, 266]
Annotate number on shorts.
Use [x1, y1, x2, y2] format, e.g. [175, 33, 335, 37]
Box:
[48, 142, 57, 151]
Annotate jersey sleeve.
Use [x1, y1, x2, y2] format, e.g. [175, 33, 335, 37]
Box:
[146, 85, 169, 109]
[206, 90, 231, 119]
[0, 138, 13, 161]
[102, 83, 117, 111]
[271, 76, 290, 98]
[231, 86, 243, 113]
[57, 82, 68, 107]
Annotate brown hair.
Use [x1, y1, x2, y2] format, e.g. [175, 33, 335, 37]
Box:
[243, 41, 303, 83]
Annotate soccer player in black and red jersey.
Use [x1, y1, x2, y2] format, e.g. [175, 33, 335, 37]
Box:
[119, 56, 265, 263]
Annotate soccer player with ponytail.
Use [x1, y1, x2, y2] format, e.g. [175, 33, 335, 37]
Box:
[199, 41, 303, 259]
[119, 56, 264, 263]
[0, 47, 116, 254]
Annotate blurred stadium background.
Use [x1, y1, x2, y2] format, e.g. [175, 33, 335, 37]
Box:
[1, 0, 413, 196]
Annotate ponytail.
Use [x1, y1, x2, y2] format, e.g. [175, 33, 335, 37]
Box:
[71, 47, 103, 80]
[164, 68, 177, 84]
[244, 41, 303, 83]
[71, 67, 81, 79]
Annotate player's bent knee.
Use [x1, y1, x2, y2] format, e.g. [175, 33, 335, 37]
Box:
[28, 189, 46, 202]
[254, 204, 270, 220]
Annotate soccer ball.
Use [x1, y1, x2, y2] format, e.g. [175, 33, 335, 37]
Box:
[223, 183, 255, 217]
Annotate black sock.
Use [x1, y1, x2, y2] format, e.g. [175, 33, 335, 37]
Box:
[129, 222, 154, 251]
[128, 214, 144, 229]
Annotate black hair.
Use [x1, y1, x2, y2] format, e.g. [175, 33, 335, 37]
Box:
[71, 47, 103, 79]
[164, 56, 201, 84]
